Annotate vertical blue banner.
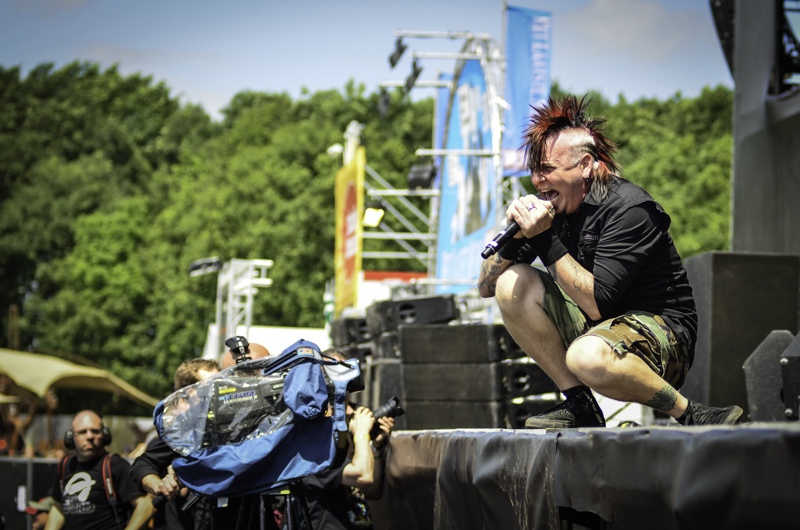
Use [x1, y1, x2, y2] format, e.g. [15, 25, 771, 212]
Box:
[435, 60, 496, 294]
[502, 5, 552, 176]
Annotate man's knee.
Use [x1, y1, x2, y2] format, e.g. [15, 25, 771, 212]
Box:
[494, 264, 543, 310]
[565, 337, 613, 381]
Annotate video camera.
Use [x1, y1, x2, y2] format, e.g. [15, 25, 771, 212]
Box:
[202, 372, 289, 447]
[370, 395, 405, 438]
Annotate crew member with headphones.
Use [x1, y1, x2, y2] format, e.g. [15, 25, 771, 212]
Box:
[45, 410, 153, 530]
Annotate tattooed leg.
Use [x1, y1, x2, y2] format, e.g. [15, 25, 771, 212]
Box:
[645, 386, 678, 412]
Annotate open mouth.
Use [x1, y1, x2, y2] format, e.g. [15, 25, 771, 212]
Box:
[539, 189, 559, 203]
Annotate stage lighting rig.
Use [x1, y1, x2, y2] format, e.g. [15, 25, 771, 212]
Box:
[407, 163, 436, 189]
[378, 88, 390, 118]
[388, 37, 408, 68]
[404, 59, 423, 93]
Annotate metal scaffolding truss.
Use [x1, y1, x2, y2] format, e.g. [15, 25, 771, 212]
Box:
[213, 258, 274, 355]
[362, 164, 439, 269]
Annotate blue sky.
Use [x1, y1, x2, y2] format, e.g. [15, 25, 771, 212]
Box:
[0, 0, 733, 121]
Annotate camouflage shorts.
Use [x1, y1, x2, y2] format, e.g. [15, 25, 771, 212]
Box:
[536, 269, 690, 389]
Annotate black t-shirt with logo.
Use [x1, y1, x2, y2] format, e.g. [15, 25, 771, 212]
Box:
[52, 453, 140, 530]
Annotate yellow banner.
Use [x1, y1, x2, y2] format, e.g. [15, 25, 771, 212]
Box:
[334, 146, 365, 317]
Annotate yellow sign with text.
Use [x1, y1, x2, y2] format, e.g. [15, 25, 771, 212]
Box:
[334, 146, 365, 317]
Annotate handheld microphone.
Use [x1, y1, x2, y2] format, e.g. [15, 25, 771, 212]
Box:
[480, 221, 521, 259]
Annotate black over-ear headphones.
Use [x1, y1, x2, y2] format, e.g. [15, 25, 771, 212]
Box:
[64, 418, 113, 449]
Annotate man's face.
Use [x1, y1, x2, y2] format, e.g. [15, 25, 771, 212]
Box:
[531, 133, 591, 215]
[71, 412, 106, 461]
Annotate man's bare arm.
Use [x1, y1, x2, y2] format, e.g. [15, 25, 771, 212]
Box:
[478, 253, 515, 298]
[547, 253, 601, 321]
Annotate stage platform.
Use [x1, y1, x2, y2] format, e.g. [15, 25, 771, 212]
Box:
[379, 423, 800, 530]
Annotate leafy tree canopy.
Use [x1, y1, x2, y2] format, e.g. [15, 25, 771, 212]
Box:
[0, 63, 732, 409]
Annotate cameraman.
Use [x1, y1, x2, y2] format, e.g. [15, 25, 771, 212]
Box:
[292, 350, 395, 530]
[132, 358, 220, 529]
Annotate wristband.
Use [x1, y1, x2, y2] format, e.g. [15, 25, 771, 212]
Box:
[527, 229, 568, 266]
[355, 433, 370, 442]
[497, 237, 526, 261]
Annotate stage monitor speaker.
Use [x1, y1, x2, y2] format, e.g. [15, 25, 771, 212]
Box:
[682, 252, 800, 415]
[780, 333, 800, 421]
[743, 330, 794, 421]
[403, 400, 504, 429]
[500, 359, 559, 399]
[366, 295, 458, 337]
[504, 396, 562, 429]
[373, 331, 400, 359]
[402, 363, 502, 401]
[367, 359, 406, 429]
[331, 317, 371, 347]
[340, 343, 372, 364]
[399, 324, 526, 364]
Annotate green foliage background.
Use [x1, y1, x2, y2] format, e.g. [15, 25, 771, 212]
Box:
[0, 62, 732, 412]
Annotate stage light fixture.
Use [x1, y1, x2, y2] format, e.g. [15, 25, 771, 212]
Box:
[378, 88, 390, 118]
[188, 256, 222, 277]
[405, 59, 423, 93]
[388, 37, 408, 69]
[407, 163, 436, 189]
[363, 199, 385, 228]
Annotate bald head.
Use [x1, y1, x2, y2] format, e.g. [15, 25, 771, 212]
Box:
[221, 342, 272, 369]
[70, 410, 107, 461]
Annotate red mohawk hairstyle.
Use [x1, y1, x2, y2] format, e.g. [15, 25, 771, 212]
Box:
[522, 95, 621, 199]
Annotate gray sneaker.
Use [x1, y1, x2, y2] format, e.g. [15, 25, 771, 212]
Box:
[681, 402, 743, 426]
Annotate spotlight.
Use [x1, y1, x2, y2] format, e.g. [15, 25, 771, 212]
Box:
[407, 163, 436, 189]
[363, 199, 385, 228]
[378, 88, 390, 118]
[404, 59, 423, 93]
[188, 257, 222, 277]
[388, 37, 407, 69]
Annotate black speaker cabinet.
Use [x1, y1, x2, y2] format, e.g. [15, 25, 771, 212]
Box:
[504, 396, 562, 429]
[683, 252, 800, 414]
[331, 317, 371, 347]
[499, 359, 559, 398]
[340, 343, 372, 364]
[365, 359, 407, 430]
[402, 363, 502, 401]
[743, 330, 794, 421]
[366, 295, 458, 337]
[403, 400, 504, 429]
[372, 331, 400, 359]
[399, 324, 526, 364]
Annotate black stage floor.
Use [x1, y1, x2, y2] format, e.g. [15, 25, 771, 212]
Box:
[378, 423, 800, 530]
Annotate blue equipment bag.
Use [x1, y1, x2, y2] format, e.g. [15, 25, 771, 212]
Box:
[153, 339, 362, 498]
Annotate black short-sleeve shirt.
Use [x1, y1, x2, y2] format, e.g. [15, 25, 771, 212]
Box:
[52, 453, 141, 530]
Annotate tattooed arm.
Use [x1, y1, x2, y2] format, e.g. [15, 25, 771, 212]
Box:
[546, 253, 602, 321]
[477, 253, 515, 298]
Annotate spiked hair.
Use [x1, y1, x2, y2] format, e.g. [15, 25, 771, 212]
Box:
[522, 95, 621, 200]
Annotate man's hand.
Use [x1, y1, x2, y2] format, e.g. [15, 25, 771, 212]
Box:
[349, 407, 376, 440]
[372, 416, 395, 448]
[507, 194, 555, 239]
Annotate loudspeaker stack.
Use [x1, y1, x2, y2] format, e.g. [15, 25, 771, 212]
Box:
[332, 295, 561, 430]
[397, 323, 559, 429]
